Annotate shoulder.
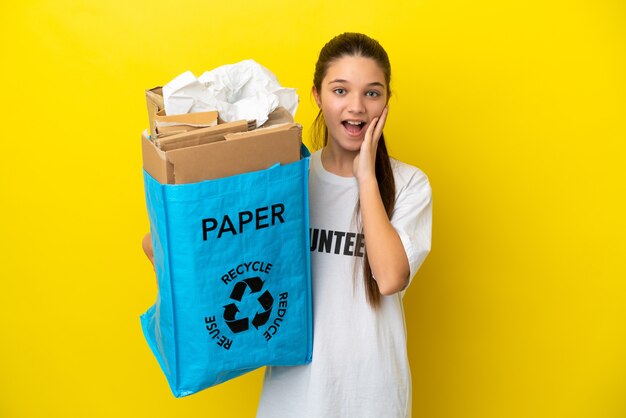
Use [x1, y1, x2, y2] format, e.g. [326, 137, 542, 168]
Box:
[389, 157, 432, 200]
[308, 149, 323, 174]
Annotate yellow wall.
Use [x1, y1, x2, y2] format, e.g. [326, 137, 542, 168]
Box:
[1, 1, 625, 417]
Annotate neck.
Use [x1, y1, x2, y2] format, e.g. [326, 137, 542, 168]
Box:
[321, 143, 358, 177]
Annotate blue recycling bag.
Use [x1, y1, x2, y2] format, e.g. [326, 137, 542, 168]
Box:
[141, 156, 312, 397]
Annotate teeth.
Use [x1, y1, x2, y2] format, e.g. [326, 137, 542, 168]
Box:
[346, 121, 362, 125]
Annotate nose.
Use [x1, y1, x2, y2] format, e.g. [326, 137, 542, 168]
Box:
[347, 93, 365, 114]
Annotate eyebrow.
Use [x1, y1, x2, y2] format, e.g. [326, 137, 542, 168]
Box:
[328, 79, 385, 88]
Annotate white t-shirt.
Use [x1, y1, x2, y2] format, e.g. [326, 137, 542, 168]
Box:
[256, 149, 432, 418]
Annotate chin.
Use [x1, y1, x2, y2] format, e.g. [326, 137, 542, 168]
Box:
[328, 130, 364, 153]
[337, 140, 363, 153]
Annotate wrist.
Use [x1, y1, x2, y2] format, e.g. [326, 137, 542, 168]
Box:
[357, 173, 378, 189]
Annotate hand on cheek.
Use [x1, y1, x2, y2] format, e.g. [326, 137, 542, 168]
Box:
[353, 105, 389, 182]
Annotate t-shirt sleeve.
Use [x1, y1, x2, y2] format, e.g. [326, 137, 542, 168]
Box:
[390, 165, 432, 290]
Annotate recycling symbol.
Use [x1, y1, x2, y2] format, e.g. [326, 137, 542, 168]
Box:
[223, 276, 274, 333]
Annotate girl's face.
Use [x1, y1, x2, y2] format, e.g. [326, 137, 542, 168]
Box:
[313, 55, 388, 154]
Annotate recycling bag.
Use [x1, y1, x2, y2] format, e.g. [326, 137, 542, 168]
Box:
[141, 157, 312, 397]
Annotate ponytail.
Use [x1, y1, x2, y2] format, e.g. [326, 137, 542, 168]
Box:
[311, 32, 396, 308]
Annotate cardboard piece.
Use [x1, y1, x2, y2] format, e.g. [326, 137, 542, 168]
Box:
[146, 86, 289, 138]
[260, 106, 295, 127]
[155, 120, 248, 152]
[145, 87, 164, 138]
[155, 109, 218, 136]
[142, 108, 302, 184]
[146, 87, 219, 138]
[155, 109, 218, 127]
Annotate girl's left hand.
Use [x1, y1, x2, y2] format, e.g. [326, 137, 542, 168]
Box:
[353, 105, 389, 182]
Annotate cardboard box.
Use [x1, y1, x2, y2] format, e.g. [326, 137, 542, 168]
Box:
[142, 107, 302, 184]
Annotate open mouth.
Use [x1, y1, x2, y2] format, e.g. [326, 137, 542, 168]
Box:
[342, 120, 366, 136]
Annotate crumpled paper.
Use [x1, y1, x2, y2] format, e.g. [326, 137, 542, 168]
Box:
[162, 60, 298, 127]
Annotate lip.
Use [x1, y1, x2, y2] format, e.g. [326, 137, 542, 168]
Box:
[342, 120, 368, 137]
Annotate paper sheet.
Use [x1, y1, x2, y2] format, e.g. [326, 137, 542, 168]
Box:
[162, 60, 299, 127]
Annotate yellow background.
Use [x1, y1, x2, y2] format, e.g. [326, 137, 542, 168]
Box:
[1, 0, 625, 417]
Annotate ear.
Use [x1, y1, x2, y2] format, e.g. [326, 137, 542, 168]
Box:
[312, 86, 321, 108]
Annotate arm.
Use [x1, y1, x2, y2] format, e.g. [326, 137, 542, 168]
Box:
[358, 176, 410, 295]
[353, 106, 410, 295]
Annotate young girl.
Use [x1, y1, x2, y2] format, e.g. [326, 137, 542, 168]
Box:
[143, 32, 431, 418]
[255, 33, 432, 418]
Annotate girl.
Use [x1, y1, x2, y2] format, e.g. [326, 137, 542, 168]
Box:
[255, 33, 432, 418]
[143, 32, 432, 418]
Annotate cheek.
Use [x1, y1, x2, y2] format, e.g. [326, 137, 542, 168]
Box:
[321, 101, 342, 121]
[369, 101, 386, 116]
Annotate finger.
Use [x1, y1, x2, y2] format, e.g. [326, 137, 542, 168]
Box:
[361, 118, 379, 158]
[372, 106, 388, 142]
[365, 116, 380, 143]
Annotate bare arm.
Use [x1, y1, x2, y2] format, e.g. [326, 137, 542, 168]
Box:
[358, 176, 410, 295]
[353, 106, 410, 295]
